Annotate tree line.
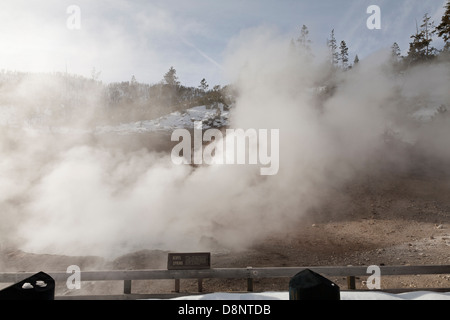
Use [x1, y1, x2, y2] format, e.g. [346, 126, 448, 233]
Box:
[392, 1, 450, 68]
[105, 67, 235, 123]
[0, 66, 235, 125]
[291, 0, 450, 71]
[0, 1, 448, 127]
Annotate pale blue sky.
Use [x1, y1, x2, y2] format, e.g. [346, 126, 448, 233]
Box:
[0, 0, 447, 87]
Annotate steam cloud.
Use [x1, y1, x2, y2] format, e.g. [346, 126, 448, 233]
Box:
[1, 26, 449, 260]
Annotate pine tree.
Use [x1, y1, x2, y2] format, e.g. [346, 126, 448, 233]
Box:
[297, 25, 312, 58]
[408, 13, 436, 62]
[391, 42, 402, 58]
[390, 42, 404, 71]
[162, 66, 181, 108]
[420, 13, 436, 57]
[130, 75, 138, 102]
[199, 78, 209, 92]
[164, 66, 180, 87]
[436, 0, 450, 50]
[390, 42, 403, 67]
[353, 55, 360, 65]
[391, 42, 401, 59]
[327, 29, 339, 67]
[339, 40, 349, 70]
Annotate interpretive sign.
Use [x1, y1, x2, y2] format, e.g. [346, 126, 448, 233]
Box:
[167, 252, 211, 270]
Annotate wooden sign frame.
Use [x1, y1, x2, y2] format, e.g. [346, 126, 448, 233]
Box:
[167, 252, 211, 270]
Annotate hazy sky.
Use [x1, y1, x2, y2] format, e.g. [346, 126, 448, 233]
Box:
[0, 0, 447, 87]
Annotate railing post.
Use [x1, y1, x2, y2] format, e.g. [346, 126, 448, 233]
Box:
[247, 266, 254, 292]
[174, 279, 180, 293]
[347, 276, 356, 290]
[124, 280, 132, 294]
[247, 278, 254, 292]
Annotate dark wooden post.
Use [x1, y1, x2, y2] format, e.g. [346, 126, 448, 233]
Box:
[247, 266, 254, 292]
[124, 280, 131, 294]
[247, 278, 254, 292]
[347, 276, 356, 290]
[174, 279, 180, 293]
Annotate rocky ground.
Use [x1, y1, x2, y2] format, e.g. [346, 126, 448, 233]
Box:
[1, 170, 450, 297]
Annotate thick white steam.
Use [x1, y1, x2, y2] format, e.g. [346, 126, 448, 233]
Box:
[1, 26, 449, 259]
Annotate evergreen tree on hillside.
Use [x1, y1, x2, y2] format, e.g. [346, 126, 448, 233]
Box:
[339, 40, 349, 70]
[162, 66, 181, 108]
[199, 78, 209, 92]
[391, 42, 402, 59]
[327, 29, 339, 67]
[297, 25, 313, 58]
[164, 66, 180, 87]
[199, 78, 210, 107]
[436, 0, 450, 50]
[129, 75, 138, 102]
[407, 13, 437, 63]
[390, 42, 404, 71]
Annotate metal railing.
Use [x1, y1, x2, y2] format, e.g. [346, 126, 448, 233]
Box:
[1, 265, 449, 299]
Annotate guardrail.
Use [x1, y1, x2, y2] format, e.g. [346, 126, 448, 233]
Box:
[1, 265, 449, 298]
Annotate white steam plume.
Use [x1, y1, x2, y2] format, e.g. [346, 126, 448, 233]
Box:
[0, 26, 449, 260]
